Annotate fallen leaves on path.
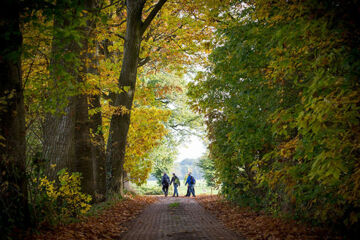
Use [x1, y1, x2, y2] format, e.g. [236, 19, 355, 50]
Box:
[196, 195, 341, 240]
[29, 195, 158, 240]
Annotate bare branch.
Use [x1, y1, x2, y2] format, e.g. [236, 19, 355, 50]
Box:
[109, 19, 127, 28]
[138, 56, 151, 67]
[115, 33, 125, 40]
[100, 0, 124, 10]
[23, 57, 36, 88]
[141, 0, 167, 35]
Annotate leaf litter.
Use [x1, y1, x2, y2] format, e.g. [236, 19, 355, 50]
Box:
[27, 195, 158, 240]
[196, 195, 341, 240]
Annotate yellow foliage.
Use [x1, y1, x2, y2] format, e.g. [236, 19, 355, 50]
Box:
[278, 137, 298, 159]
[35, 169, 92, 217]
[124, 107, 171, 185]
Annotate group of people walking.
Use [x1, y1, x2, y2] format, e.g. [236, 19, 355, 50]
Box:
[161, 172, 196, 197]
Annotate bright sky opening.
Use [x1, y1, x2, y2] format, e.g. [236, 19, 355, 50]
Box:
[176, 135, 207, 162]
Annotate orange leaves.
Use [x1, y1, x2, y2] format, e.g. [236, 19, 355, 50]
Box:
[124, 107, 171, 185]
[196, 195, 341, 240]
[31, 196, 158, 240]
[155, 85, 183, 99]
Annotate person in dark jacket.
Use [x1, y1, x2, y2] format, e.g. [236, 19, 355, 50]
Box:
[184, 174, 190, 197]
[161, 172, 170, 197]
[169, 173, 180, 197]
[185, 172, 196, 197]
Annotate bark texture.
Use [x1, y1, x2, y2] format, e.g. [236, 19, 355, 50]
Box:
[43, 102, 77, 177]
[74, 92, 94, 196]
[107, 0, 167, 194]
[90, 93, 106, 199]
[0, 0, 29, 233]
[107, 0, 144, 194]
[43, 1, 95, 196]
[89, 43, 106, 200]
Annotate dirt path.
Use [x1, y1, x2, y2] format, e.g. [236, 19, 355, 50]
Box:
[121, 196, 242, 240]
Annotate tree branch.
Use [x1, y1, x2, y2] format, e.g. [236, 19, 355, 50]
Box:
[110, 19, 127, 28]
[137, 56, 151, 67]
[115, 33, 126, 41]
[141, 0, 167, 35]
[100, 0, 124, 11]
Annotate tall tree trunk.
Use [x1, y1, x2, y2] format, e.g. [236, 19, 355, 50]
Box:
[0, 0, 29, 233]
[90, 93, 106, 199]
[89, 43, 106, 200]
[43, 11, 79, 178]
[43, 2, 95, 196]
[107, 0, 167, 194]
[43, 102, 77, 177]
[74, 92, 94, 195]
[108, 0, 143, 194]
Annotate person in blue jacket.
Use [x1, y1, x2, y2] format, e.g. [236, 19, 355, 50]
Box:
[161, 172, 170, 197]
[185, 172, 196, 197]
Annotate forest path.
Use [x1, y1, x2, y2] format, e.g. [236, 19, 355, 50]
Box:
[120, 196, 242, 240]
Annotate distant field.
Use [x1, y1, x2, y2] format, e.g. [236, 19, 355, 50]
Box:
[131, 180, 219, 196]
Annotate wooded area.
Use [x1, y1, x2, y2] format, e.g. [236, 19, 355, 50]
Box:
[1, 0, 359, 238]
[1, 0, 211, 236]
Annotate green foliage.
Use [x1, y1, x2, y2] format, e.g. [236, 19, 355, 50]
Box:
[144, 71, 205, 185]
[133, 184, 164, 195]
[197, 156, 216, 188]
[188, 0, 360, 233]
[150, 139, 176, 186]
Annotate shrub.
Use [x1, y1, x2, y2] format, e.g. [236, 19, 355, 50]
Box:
[31, 168, 91, 225]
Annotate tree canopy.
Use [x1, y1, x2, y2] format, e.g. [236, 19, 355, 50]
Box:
[1, 0, 359, 237]
[189, 0, 360, 233]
